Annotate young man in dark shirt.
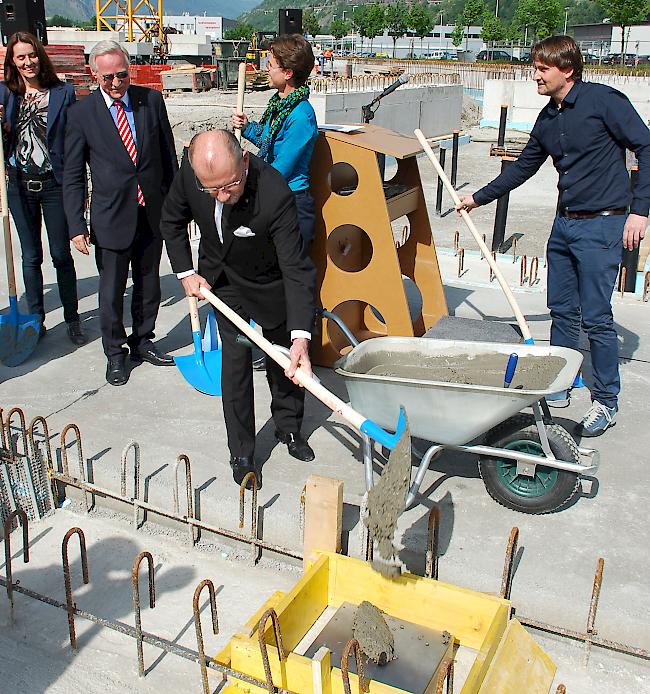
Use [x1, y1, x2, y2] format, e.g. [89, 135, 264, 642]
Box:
[458, 35, 650, 437]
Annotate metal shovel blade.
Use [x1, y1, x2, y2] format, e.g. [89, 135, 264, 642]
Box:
[0, 296, 41, 367]
[174, 330, 222, 396]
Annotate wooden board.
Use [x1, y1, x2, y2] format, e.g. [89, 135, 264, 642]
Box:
[321, 124, 425, 159]
[303, 475, 344, 566]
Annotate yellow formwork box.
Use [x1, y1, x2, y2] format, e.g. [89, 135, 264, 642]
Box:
[215, 552, 557, 693]
[308, 125, 448, 367]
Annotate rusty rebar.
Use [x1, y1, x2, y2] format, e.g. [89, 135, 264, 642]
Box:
[489, 251, 496, 282]
[500, 527, 519, 600]
[643, 270, 650, 302]
[434, 657, 455, 694]
[453, 230, 459, 256]
[132, 550, 156, 676]
[193, 579, 219, 694]
[457, 248, 464, 277]
[480, 233, 486, 259]
[512, 236, 518, 262]
[0, 406, 7, 450]
[3, 509, 29, 619]
[619, 267, 627, 297]
[121, 440, 141, 500]
[299, 484, 306, 543]
[28, 415, 56, 509]
[519, 255, 527, 286]
[258, 607, 287, 694]
[556, 686, 566, 694]
[529, 256, 539, 287]
[6, 406, 28, 458]
[60, 423, 89, 511]
[341, 638, 370, 694]
[239, 471, 258, 564]
[585, 557, 604, 663]
[173, 453, 195, 545]
[425, 504, 440, 580]
[62, 527, 89, 651]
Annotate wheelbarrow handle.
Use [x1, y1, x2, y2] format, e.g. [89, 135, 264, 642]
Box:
[414, 128, 534, 345]
[200, 286, 406, 450]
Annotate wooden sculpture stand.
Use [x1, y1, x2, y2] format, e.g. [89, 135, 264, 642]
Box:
[309, 125, 448, 367]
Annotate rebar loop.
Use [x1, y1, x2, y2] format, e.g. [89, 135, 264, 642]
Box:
[193, 579, 219, 694]
[258, 607, 287, 694]
[3, 509, 29, 618]
[434, 657, 455, 694]
[556, 685, 567, 694]
[132, 550, 156, 676]
[512, 236, 518, 262]
[519, 255, 527, 286]
[6, 407, 28, 459]
[121, 440, 141, 500]
[28, 415, 56, 509]
[425, 504, 441, 580]
[618, 267, 627, 296]
[60, 423, 89, 511]
[341, 638, 370, 694]
[0, 406, 7, 450]
[500, 527, 519, 600]
[457, 248, 465, 277]
[453, 229, 459, 255]
[529, 256, 539, 287]
[173, 453, 195, 545]
[62, 527, 89, 651]
[489, 251, 497, 282]
[643, 270, 650, 302]
[239, 471, 258, 564]
[585, 557, 605, 663]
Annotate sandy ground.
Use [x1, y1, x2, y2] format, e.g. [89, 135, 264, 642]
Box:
[1, 87, 650, 693]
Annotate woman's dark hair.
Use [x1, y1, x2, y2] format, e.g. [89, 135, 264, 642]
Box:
[269, 34, 315, 87]
[4, 32, 60, 94]
[531, 35, 583, 81]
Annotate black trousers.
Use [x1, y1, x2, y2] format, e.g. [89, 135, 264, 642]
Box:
[95, 207, 163, 358]
[213, 278, 305, 459]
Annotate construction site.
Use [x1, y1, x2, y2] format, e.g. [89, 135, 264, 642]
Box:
[1, 3, 650, 693]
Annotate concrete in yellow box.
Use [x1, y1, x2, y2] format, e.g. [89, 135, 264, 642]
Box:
[214, 552, 556, 693]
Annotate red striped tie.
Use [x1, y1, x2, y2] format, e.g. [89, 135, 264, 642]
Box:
[114, 100, 145, 206]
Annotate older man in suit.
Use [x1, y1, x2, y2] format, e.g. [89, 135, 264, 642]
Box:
[160, 129, 316, 487]
[63, 40, 178, 386]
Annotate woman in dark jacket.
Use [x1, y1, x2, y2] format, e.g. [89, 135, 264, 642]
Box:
[2, 31, 86, 345]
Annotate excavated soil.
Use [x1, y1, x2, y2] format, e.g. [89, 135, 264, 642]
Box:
[352, 600, 396, 665]
[363, 353, 566, 390]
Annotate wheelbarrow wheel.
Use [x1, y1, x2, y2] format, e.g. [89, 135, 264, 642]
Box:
[479, 414, 580, 514]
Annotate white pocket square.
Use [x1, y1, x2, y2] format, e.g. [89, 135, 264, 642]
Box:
[233, 226, 255, 238]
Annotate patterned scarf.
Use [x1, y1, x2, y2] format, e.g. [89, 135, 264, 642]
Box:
[254, 84, 310, 161]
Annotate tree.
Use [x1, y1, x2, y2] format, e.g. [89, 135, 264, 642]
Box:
[451, 20, 465, 47]
[351, 5, 369, 53]
[385, 1, 409, 58]
[480, 11, 506, 58]
[365, 3, 386, 52]
[47, 15, 74, 26]
[303, 10, 321, 39]
[462, 0, 484, 49]
[329, 17, 351, 53]
[599, 0, 650, 62]
[409, 3, 434, 53]
[224, 22, 255, 40]
[515, 0, 564, 41]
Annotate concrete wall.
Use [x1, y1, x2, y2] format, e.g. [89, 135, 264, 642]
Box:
[481, 77, 650, 130]
[46, 29, 153, 57]
[310, 84, 463, 138]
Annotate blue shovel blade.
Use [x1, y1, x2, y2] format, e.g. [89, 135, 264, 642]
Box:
[0, 297, 41, 367]
[174, 330, 222, 396]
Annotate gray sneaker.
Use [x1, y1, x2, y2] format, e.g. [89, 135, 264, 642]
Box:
[577, 401, 617, 437]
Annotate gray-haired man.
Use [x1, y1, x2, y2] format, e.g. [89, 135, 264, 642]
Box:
[64, 40, 178, 385]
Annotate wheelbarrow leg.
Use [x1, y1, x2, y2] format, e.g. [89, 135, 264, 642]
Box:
[406, 445, 444, 509]
[362, 433, 374, 492]
[531, 402, 555, 458]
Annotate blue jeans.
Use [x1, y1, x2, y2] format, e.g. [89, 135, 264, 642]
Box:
[547, 214, 624, 409]
[8, 174, 79, 325]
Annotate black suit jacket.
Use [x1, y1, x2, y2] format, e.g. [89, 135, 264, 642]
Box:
[63, 85, 178, 250]
[0, 80, 75, 184]
[160, 152, 316, 333]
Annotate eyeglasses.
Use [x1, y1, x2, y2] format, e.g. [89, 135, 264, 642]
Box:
[195, 168, 248, 194]
[100, 70, 129, 83]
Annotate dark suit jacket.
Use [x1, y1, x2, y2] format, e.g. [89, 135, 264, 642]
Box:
[160, 152, 316, 333]
[63, 85, 178, 250]
[0, 80, 75, 184]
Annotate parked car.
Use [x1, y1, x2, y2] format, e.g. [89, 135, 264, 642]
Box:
[476, 50, 512, 62]
[602, 53, 637, 67]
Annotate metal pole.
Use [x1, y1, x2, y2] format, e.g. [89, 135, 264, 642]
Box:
[436, 147, 446, 215]
[492, 158, 514, 252]
[451, 129, 459, 187]
[620, 164, 640, 293]
[497, 104, 508, 148]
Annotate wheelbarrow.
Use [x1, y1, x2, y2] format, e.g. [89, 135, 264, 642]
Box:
[325, 311, 600, 515]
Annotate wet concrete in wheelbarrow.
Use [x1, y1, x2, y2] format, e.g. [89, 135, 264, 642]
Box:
[364, 353, 567, 390]
[353, 600, 396, 665]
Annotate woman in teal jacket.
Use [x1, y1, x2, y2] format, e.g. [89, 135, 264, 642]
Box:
[232, 34, 318, 247]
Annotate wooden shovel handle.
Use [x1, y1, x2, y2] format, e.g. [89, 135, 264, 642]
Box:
[235, 62, 246, 144]
[187, 296, 201, 333]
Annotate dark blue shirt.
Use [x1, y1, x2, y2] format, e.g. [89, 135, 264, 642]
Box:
[474, 80, 650, 217]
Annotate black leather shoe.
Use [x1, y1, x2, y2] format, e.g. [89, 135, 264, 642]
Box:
[66, 320, 87, 346]
[275, 431, 315, 462]
[230, 456, 260, 488]
[106, 355, 128, 386]
[130, 345, 174, 366]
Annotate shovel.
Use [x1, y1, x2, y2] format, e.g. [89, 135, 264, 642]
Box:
[234, 61, 246, 144]
[174, 296, 222, 396]
[0, 130, 40, 367]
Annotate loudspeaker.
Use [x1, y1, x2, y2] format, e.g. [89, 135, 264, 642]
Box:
[278, 8, 302, 36]
[0, 0, 48, 46]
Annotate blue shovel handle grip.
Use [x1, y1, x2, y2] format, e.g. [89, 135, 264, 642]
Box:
[504, 353, 519, 388]
[360, 406, 407, 450]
